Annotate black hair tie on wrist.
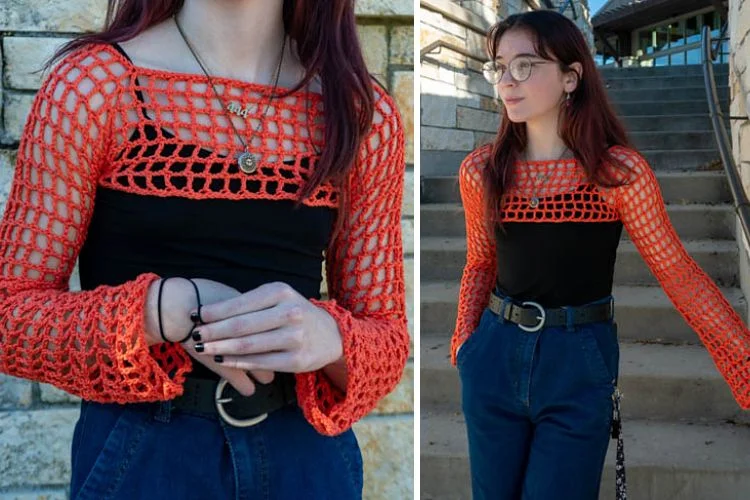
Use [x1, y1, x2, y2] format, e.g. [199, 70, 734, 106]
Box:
[157, 277, 171, 343]
[180, 278, 203, 343]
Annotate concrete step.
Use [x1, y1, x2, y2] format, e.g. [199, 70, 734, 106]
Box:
[622, 114, 729, 132]
[598, 64, 728, 78]
[614, 100, 727, 116]
[421, 411, 750, 500]
[420, 147, 725, 177]
[420, 237, 739, 287]
[421, 171, 731, 205]
[421, 338, 743, 421]
[419, 282, 746, 344]
[628, 130, 717, 151]
[608, 87, 728, 103]
[421, 203, 734, 240]
[603, 74, 728, 91]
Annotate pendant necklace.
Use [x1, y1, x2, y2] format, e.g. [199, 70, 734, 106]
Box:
[524, 146, 570, 209]
[174, 15, 286, 174]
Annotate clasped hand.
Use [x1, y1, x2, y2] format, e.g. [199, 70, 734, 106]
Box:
[186, 281, 343, 386]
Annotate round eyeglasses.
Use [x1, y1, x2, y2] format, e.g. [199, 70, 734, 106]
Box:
[482, 56, 555, 84]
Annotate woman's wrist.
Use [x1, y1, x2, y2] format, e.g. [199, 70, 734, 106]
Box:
[144, 278, 197, 346]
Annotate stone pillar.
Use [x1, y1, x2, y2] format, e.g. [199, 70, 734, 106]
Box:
[729, 0, 750, 317]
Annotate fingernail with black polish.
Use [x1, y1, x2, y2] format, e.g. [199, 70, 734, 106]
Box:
[214, 355, 223, 363]
[192, 330, 202, 342]
[190, 311, 201, 323]
[194, 343, 204, 353]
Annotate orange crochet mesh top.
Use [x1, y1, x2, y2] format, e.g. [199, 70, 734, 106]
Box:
[453, 143, 750, 409]
[0, 43, 409, 436]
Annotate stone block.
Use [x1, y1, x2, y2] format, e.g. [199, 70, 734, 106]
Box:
[0, 491, 67, 500]
[457, 106, 500, 133]
[0, 150, 18, 218]
[355, 0, 413, 16]
[3, 37, 72, 90]
[475, 132, 497, 147]
[402, 219, 414, 255]
[4, 92, 36, 143]
[390, 26, 414, 65]
[39, 383, 81, 404]
[353, 416, 413, 500]
[392, 71, 414, 164]
[358, 25, 388, 78]
[373, 361, 413, 414]
[0, 409, 79, 488]
[421, 126, 475, 151]
[421, 94, 457, 128]
[1, 0, 107, 32]
[403, 169, 414, 217]
[0, 374, 33, 409]
[420, 9, 468, 40]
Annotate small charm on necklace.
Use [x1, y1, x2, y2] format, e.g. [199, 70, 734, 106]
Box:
[238, 151, 258, 174]
[529, 197, 540, 208]
[227, 102, 252, 118]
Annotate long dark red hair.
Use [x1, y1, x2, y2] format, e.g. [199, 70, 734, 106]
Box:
[484, 10, 633, 224]
[45, 0, 374, 202]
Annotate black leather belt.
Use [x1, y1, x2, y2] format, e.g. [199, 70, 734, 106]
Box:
[488, 292, 614, 332]
[172, 372, 297, 427]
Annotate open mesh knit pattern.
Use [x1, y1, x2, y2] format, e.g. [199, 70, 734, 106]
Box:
[453, 144, 750, 409]
[0, 43, 408, 436]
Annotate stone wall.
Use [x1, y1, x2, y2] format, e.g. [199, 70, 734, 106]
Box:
[420, 0, 593, 178]
[0, 2, 414, 499]
[728, 0, 750, 317]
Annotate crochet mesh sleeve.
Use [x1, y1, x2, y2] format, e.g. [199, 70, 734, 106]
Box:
[297, 88, 410, 435]
[612, 147, 750, 409]
[0, 47, 190, 402]
[450, 145, 497, 366]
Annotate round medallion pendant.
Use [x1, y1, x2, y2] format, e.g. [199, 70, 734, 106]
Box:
[238, 152, 258, 174]
[529, 197, 540, 208]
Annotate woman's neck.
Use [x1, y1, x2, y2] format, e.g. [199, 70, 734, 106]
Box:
[523, 109, 569, 161]
[177, 0, 287, 83]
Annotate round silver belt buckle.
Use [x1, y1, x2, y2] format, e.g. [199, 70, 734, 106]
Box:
[518, 301, 546, 332]
[215, 378, 268, 427]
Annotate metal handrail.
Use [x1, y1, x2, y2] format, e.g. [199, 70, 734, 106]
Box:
[420, 40, 486, 63]
[701, 25, 750, 242]
[713, 21, 729, 60]
[538, 0, 576, 18]
[557, 0, 577, 20]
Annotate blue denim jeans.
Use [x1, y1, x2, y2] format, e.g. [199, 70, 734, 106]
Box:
[458, 296, 619, 500]
[69, 397, 363, 500]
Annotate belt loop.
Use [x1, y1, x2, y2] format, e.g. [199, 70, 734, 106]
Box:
[498, 297, 512, 324]
[564, 306, 576, 332]
[154, 400, 172, 423]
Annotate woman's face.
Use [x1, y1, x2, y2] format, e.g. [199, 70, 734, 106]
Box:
[493, 29, 580, 125]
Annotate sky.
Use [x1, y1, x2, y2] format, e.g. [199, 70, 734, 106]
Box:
[589, 0, 607, 16]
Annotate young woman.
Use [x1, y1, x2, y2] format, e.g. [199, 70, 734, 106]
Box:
[452, 10, 750, 500]
[0, 1, 408, 498]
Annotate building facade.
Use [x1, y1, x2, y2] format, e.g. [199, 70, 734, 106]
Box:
[593, 0, 729, 66]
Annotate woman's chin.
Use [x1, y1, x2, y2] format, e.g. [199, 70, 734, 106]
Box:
[505, 111, 528, 123]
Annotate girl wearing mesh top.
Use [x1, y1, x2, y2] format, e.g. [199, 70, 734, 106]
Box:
[0, 1, 408, 499]
[453, 10, 750, 500]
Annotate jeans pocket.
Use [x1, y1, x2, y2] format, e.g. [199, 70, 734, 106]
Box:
[71, 405, 151, 500]
[457, 308, 492, 370]
[333, 429, 364, 498]
[578, 322, 620, 387]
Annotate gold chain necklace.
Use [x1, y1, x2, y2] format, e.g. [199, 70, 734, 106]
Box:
[173, 14, 286, 174]
[524, 147, 570, 208]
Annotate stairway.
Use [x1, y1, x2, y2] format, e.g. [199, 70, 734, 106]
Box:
[420, 63, 750, 500]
